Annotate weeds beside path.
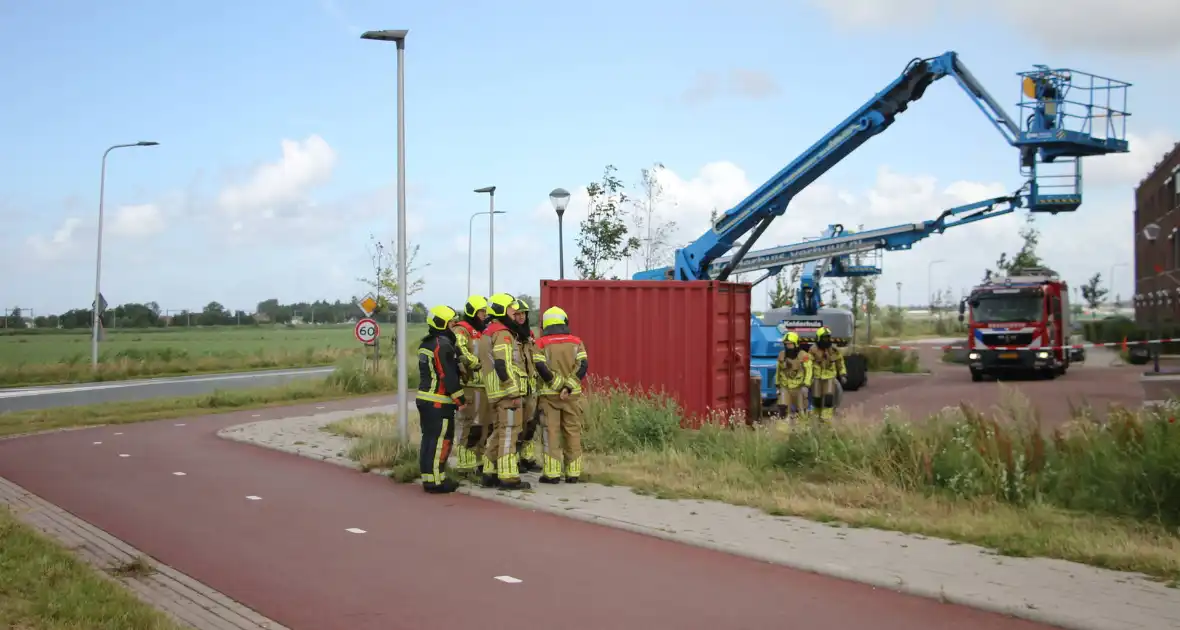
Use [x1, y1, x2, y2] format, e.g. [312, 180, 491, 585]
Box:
[324, 379, 1180, 583]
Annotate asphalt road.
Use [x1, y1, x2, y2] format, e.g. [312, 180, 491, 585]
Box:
[0, 399, 1057, 630]
[0, 367, 335, 413]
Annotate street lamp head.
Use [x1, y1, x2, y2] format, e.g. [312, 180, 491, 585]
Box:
[492, 210, 506, 215]
[474, 186, 496, 195]
[361, 29, 408, 43]
[1143, 222, 1161, 242]
[549, 187, 571, 216]
[136, 141, 159, 147]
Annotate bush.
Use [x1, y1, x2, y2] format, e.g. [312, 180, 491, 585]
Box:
[855, 347, 921, 373]
[323, 357, 418, 394]
[580, 382, 1180, 526]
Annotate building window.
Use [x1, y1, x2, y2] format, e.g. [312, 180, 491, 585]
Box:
[1173, 233, 1180, 270]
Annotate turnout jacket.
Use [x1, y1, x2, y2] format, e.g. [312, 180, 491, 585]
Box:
[415, 332, 466, 407]
[531, 324, 590, 396]
[450, 320, 484, 389]
[808, 346, 847, 380]
[480, 321, 526, 402]
[775, 350, 813, 389]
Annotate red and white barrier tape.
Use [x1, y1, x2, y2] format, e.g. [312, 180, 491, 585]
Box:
[855, 339, 1173, 352]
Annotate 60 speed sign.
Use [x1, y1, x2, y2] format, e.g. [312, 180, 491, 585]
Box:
[354, 318, 380, 344]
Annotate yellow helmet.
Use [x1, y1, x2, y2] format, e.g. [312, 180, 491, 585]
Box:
[783, 331, 799, 345]
[428, 305, 458, 331]
[511, 296, 530, 312]
[464, 295, 488, 318]
[542, 306, 568, 328]
[816, 326, 832, 338]
[487, 293, 515, 317]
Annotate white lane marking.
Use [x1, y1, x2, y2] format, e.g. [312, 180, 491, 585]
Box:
[118, 454, 130, 458]
[370, 398, 382, 403]
[172, 472, 187, 476]
[113, 432, 123, 435]
[316, 406, 325, 410]
[345, 528, 367, 534]
[93, 441, 102, 445]
[246, 495, 262, 501]
[174, 423, 186, 427]
[494, 576, 523, 584]
[0, 367, 335, 399]
[251, 414, 261, 418]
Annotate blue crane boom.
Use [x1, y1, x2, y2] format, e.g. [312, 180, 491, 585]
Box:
[632, 52, 1131, 284]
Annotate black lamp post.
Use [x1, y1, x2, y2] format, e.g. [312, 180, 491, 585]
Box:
[549, 188, 571, 279]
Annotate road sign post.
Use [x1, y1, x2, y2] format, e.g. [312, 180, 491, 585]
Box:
[355, 318, 381, 374]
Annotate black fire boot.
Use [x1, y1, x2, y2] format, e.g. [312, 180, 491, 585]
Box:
[479, 473, 499, 488]
[538, 475, 562, 484]
[518, 459, 540, 473]
[564, 476, 580, 484]
[423, 478, 460, 494]
[498, 478, 532, 491]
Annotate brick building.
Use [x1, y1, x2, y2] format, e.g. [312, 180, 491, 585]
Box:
[1134, 141, 1180, 327]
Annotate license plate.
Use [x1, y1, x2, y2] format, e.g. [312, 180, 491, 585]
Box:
[999, 352, 1019, 359]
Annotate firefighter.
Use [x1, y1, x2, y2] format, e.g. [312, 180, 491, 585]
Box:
[451, 295, 488, 477]
[415, 305, 467, 494]
[808, 326, 846, 420]
[531, 306, 589, 484]
[477, 293, 531, 490]
[511, 297, 542, 473]
[775, 331, 813, 421]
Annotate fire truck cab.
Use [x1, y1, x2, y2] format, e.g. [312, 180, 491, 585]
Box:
[958, 266, 1071, 382]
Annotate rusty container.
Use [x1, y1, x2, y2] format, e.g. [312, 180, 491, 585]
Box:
[539, 280, 751, 423]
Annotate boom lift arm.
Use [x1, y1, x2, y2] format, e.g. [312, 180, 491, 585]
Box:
[632, 52, 1130, 284]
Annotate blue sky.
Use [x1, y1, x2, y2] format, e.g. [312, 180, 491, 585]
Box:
[2, 0, 1177, 317]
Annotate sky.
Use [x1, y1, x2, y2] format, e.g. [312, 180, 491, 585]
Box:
[2, 0, 1179, 317]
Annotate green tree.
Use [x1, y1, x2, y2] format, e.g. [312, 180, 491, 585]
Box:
[986, 214, 1043, 280]
[357, 234, 427, 315]
[1080, 272, 1109, 309]
[629, 162, 678, 272]
[575, 165, 640, 280]
[768, 274, 791, 308]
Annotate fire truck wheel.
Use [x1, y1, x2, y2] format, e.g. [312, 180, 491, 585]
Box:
[970, 369, 984, 382]
[842, 354, 867, 391]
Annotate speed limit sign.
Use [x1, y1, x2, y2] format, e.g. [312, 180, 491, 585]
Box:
[354, 318, 380, 345]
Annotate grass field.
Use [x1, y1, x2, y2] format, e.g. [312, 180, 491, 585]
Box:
[0, 324, 426, 387]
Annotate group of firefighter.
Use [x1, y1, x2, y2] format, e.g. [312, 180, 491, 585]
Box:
[772, 327, 849, 422]
[414, 293, 588, 494]
[411, 290, 847, 494]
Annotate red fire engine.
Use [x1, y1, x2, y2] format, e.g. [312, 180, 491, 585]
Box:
[958, 266, 1073, 381]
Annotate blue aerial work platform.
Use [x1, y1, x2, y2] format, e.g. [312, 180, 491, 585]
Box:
[631, 51, 1131, 407]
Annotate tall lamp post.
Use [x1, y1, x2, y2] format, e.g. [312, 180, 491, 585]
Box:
[1142, 222, 1162, 373]
[361, 28, 410, 440]
[549, 188, 571, 279]
[93, 141, 159, 369]
[1109, 261, 1127, 304]
[895, 281, 902, 312]
[474, 186, 497, 293]
[927, 259, 945, 313]
[468, 209, 506, 296]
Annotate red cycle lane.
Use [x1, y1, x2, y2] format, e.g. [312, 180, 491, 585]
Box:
[0, 402, 1059, 630]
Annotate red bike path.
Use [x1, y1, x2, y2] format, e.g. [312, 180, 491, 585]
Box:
[0, 399, 1058, 630]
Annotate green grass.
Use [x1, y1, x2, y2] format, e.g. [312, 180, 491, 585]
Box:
[0, 506, 186, 629]
[0, 324, 427, 387]
[333, 377, 1180, 582]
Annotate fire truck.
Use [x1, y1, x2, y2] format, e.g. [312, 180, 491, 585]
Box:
[958, 266, 1074, 381]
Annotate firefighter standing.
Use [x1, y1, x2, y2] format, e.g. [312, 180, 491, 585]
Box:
[511, 298, 542, 473]
[415, 305, 467, 494]
[531, 306, 590, 484]
[775, 331, 813, 421]
[451, 295, 489, 477]
[478, 293, 531, 490]
[808, 326, 846, 420]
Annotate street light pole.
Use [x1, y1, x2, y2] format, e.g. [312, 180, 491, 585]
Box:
[895, 281, 902, 312]
[361, 28, 410, 440]
[549, 188, 571, 279]
[92, 141, 159, 369]
[475, 187, 497, 293]
[927, 259, 945, 313]
[467, 209, 506, 296]
[1109, 261, 1127, 304]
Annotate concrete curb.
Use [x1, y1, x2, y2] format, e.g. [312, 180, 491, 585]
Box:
[217, 412, 1174, 630]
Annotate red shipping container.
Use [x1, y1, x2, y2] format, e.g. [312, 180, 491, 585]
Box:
[538, 280, 751, 423]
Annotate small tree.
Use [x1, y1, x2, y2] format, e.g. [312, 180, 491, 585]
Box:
[1080, 272, 1109, 310]
[629, 162, 678, 272]
[574, 165, 641, 280]
[986, 214, 1043, 280]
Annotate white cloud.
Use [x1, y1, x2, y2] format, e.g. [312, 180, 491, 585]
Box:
[109, 204, 165, 238]
[809, 0, 1180, 54]
[26, 217, 82, 262]
[1087, 130, 1178, 188]
[215, 134, 338, 240]
[680, 69, 781, 105]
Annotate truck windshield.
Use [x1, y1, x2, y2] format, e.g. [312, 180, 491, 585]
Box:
[971, 294, 1042, 323]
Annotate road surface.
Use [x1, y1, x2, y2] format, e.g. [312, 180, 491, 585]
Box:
[0, 399, 1056, 630]
[0, 367, 334, 413]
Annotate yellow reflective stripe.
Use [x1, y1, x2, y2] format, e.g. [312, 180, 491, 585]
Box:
[451, 388, 465, 401]
[531, 353, 546, 363]
[575, 351, 587, 360]
[415, 392, 452, 403]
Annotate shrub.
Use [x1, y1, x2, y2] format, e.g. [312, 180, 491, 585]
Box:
[856, 347, 921, 372]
